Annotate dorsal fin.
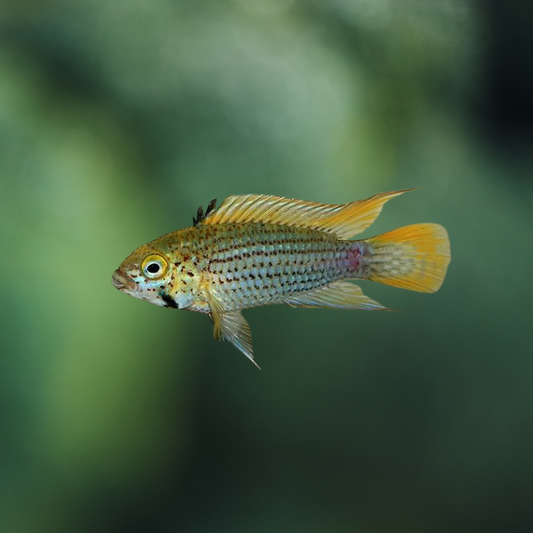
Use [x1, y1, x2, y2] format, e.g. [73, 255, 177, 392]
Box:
[193, 199, 217, 226]
[202, 190, 412, 239]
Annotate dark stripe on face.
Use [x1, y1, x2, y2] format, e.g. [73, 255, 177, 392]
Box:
[160, 291, 178, 308]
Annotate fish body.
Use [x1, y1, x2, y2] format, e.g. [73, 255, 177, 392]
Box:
[112, 191, 451, 366]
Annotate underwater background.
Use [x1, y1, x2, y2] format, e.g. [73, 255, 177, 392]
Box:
[1, 1, 532, 532]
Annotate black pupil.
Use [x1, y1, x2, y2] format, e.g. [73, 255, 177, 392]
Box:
[146, 262, 160, 274]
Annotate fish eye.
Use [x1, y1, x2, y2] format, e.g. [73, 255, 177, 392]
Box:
[146, 262, 160, 274]
[141, 254, 168, 279]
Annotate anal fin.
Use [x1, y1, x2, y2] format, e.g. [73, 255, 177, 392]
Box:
[284, 281, 388, 311]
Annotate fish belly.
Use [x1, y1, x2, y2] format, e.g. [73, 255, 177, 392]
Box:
[203, 223, 363, 310]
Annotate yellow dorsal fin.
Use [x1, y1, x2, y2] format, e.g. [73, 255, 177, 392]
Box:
[203, 190, 412, 239]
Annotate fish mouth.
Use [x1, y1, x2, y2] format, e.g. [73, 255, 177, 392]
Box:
[112, 269, 135, 291]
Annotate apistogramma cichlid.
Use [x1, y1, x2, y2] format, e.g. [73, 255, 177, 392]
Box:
[112, 190, 450, 367]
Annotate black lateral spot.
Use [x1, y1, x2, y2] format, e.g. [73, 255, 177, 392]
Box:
[160, 291, 178, 308]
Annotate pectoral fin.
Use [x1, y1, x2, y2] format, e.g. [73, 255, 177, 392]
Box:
[209, 296, 259, 368]
[284, 281, 388, 311]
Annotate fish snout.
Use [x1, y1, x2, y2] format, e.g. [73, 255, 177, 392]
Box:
[112, 269, 135, 291]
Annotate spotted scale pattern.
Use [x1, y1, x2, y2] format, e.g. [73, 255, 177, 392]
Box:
[184, 223, 365, 311]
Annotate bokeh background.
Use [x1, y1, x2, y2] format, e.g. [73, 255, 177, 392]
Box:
[1, 1, 533, 532]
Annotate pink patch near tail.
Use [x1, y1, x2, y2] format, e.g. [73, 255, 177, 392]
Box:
[345, 245, 362, 272]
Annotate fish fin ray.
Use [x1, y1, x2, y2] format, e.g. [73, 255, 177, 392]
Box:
[203, 190, 413, 238]
[285, 281, 387, 311]
[366, 223, 451, 293]
[208, 296, 259, 368]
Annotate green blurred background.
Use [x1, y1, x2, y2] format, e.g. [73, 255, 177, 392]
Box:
[1, 1, 532, 532]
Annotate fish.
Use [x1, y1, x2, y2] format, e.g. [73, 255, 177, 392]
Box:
[112, 190, 450, 367]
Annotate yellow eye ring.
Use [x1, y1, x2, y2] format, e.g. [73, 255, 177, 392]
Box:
[141, 254, 168, 279]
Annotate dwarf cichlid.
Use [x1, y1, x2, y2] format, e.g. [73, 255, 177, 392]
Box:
[112, 190, 450, 367]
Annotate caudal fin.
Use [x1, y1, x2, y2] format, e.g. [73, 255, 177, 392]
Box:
[365, 224, 451, 293]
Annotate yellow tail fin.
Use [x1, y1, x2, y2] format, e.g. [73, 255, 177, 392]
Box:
[365, 224, 451, 293]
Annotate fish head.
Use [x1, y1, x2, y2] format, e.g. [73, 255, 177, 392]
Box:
[112, 244, 174, 307]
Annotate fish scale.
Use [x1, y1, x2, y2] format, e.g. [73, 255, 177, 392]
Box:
[201, 223, 361, 310]
[112, 190, 450, 366]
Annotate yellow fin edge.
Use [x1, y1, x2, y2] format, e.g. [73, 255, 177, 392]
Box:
[203, 190, 414, 238]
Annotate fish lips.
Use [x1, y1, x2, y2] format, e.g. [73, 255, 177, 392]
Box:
[112, 269, 136, 292]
